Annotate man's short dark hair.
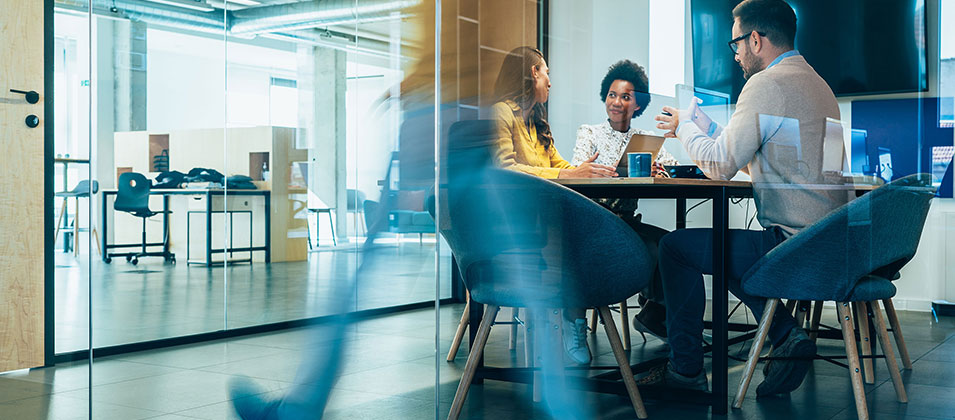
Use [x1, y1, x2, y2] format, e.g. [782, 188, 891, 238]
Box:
[732, 0, 797, 50]
[599, 60, 651, 118]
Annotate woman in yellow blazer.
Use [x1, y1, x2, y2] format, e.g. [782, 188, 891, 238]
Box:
[490, 46, 616, 180]
[488, 47, 615, 366]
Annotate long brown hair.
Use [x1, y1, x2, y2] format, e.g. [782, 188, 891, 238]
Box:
[493, 46, 555, 150]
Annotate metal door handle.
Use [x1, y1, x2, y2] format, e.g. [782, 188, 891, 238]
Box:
[10, 89, 39, 104]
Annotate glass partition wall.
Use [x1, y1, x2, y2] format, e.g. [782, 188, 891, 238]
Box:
[22, 0, 451, 418]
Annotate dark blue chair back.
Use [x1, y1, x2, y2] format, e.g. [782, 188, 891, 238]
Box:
[115, 172, 152, 216]
[742, 174, 936, 302]
[440, 120, 653, 309]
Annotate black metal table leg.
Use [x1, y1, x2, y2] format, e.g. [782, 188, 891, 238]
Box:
[163, 195, 170, 258]
[205, 190, 212, 266]
[711, 188, 729, 415]
[451, 256, 465, 302]
[469, 295, 485, 385]
[676, 198, 687, 230]
[264, 191, 271, 263]
[101, 191, 109, 261]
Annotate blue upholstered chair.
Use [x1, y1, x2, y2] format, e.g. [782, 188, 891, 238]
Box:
[440, 120, 654, 419]
[733, 175, 936, 419]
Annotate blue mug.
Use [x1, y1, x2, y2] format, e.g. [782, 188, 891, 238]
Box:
[627, 152, 652, 177]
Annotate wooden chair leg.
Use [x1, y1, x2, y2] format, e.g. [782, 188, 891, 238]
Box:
[808, 300, 824, 342]
[619, 301, 631, 351]
[590, 308, 598, 332]
[447, 299, 471, 362]
[853, 302, 875, 384]
[837, 303, 870, 420]
[91, 227, 102, 256]
[54, 200, 67, 247]
[447, 304, 499, 420]
[734, 298, 778, 409]
[882, 298, 913, 370]
[509, 307, 519, 350]
[869, 300, 907, 403]
[598, 306, 648, 419]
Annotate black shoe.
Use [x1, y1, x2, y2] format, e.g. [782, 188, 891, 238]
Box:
[636, 362, 708, 391]
[633, 301, 668, 342]
[756, 327, 816, 397]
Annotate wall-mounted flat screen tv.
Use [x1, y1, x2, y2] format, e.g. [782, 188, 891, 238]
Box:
[691, 0, 928, 102]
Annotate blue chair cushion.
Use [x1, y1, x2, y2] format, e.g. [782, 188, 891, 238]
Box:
[845, 276, 897, 302]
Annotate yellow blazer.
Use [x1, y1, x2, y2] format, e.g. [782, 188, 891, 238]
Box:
[491, 100, 574, 179]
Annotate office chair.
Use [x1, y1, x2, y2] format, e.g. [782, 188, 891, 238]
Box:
[108, 172, 175, 265]
[54, 180, 101, 257]
[733, 175, 935, 419]
[441, 121, 651, 419]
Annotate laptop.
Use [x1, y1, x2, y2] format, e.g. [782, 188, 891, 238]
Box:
[616, 133, 666, 168]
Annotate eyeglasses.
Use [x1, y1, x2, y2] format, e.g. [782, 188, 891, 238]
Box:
[727, 31, 766, 54]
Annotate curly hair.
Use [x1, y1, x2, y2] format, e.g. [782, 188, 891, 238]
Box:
[494, 46, 555, 150]
[598, 60, 651, 118]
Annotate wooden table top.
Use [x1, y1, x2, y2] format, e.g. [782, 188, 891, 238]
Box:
[553, 177, 880, 191]
[553, 177, 752, 188]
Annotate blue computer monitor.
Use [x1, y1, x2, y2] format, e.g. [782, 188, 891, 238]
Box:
[850, 129, 869, 174]
[693, 86, 731, 127]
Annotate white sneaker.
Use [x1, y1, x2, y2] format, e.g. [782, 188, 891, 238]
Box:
[562, 318, 592, 365]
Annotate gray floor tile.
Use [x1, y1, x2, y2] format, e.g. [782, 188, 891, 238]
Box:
[0, 394, 163, 420]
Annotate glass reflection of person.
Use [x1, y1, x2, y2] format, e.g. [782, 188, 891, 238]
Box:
[650, 0, 840, 395]
[571, 60, 676, 343]
[490, 46, 617, 179]
[489, 46, 614, 366]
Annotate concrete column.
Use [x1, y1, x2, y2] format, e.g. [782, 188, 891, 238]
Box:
[310, 46, 348, 241]
[112, 19, 147, 132]
[93, 18, 147, 240]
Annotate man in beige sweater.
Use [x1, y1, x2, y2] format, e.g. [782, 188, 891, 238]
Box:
[644, 0, 841, 396]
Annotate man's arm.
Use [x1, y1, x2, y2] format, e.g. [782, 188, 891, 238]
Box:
[676, 76, 783, 180]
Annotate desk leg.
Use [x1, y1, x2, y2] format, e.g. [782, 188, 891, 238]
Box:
[163, 195, 170, 258]
[676, 198, 687, 230]
[101, 192, 109, 261]
[451, 256, 465, 302]
[711, 189, 729, 415]
[206, 191, 212, 266]
[468, 295, 485, 384]
[264, 192, 271, 263]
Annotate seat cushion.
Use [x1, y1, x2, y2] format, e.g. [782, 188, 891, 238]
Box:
[845, 276, 897, 302]
[411, 212, 434, 227]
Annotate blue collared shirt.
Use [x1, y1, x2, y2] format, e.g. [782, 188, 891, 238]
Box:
[767, 49, 799, 69]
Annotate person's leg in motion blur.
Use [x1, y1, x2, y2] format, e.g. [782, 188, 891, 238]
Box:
[645, 228, 813, 393]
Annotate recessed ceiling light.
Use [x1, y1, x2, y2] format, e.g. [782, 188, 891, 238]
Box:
[227, 0, 261, 5]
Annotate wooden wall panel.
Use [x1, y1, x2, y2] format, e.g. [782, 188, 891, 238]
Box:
[0, 0, 46, 372]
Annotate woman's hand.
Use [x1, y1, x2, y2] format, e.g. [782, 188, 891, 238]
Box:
[559, 153, 617, 178]
[655, 106, 681, 138]
[652, 162, 670, 178]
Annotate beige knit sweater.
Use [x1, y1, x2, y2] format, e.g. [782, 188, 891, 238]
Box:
[676, 54, 845, 235]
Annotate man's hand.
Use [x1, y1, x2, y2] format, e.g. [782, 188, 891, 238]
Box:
[655, 106, 681, 138]
[559, 152, 617, 178]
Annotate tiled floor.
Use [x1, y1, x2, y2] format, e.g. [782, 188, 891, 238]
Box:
[53, 238, 449, 352]
[2, 302, 954, 419]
